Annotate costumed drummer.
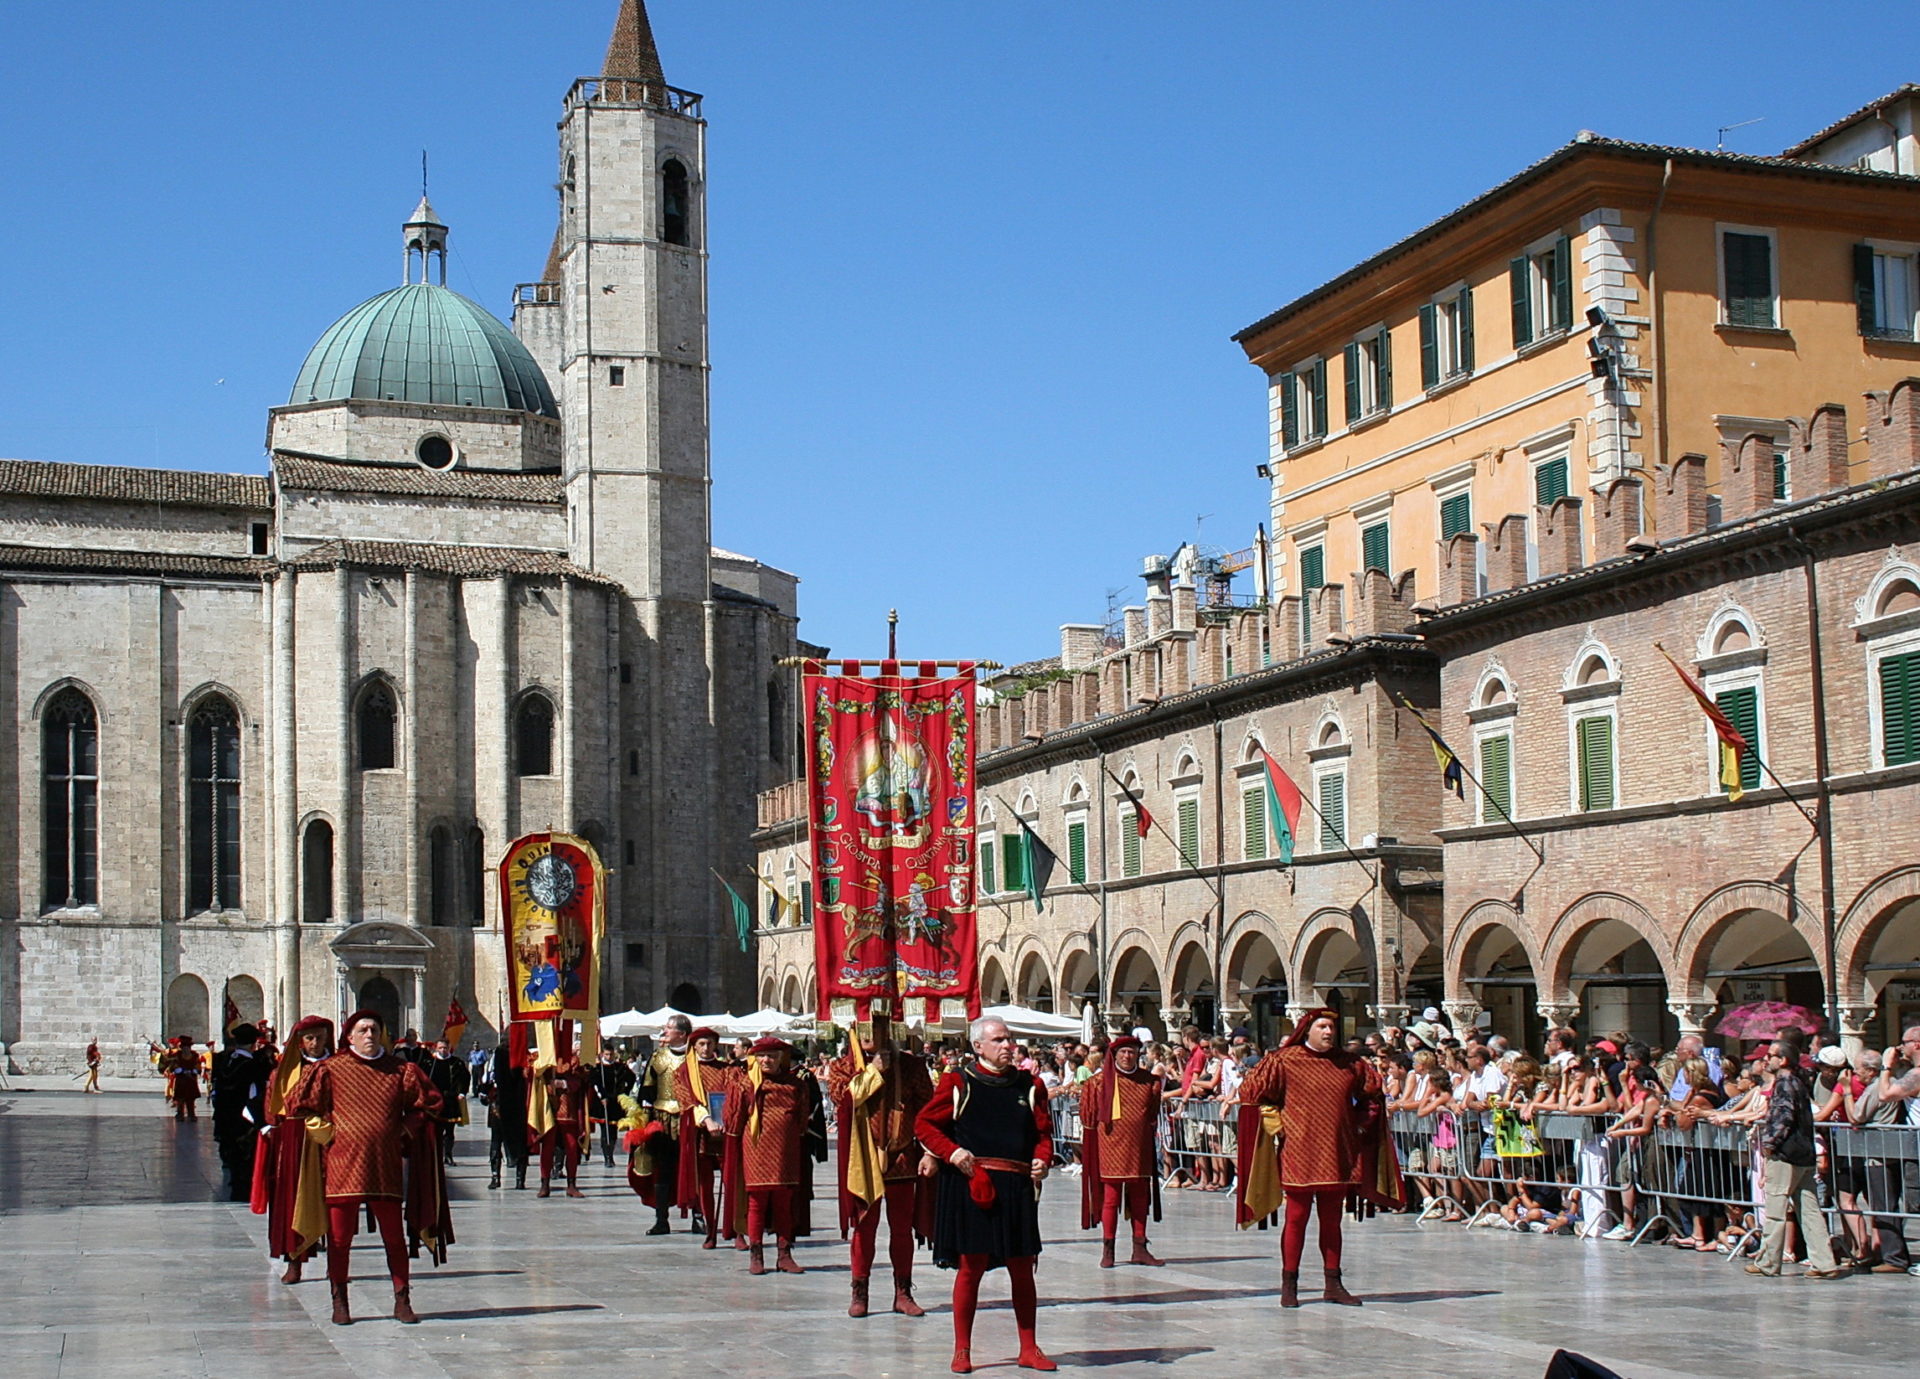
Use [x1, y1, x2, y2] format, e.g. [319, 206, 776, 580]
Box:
[672, 1026, 742, 1248]
[826, 1021, 935, 1318]
[285, 1009, 451, 1327]
[1078, 1033, 1165, 1268]
[722, 1037, 827, 1276]
[913, 1016, 1056, 1376]
[631, 1013, 693, 1234]
[1235, 1006, 1402, 1309]
[252, 1015, 334, 1283]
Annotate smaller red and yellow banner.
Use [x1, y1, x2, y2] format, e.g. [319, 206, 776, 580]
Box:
[500, 832, 605, 1024]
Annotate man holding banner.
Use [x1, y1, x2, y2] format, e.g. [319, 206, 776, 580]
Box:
[673, 1028, 742, 1247]
[826, 1022, 934, 1317]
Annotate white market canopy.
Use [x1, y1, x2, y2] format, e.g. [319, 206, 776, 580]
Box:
[597, 1004, 691, 1039]
[931, 1003, 1082, 1039]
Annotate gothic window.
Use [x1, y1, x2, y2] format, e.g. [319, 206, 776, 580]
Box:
[465, 826, 487, 927]
[357, 682, 396, 771]
[767, 678, 785, 767]
[43, 689, 99, 909]
[661, 159, 690, 246]
[428, 825, 454, 926]
[515, 693, 555, 777]
[301, 820, 333, 923]
[187, 697, 241, 912]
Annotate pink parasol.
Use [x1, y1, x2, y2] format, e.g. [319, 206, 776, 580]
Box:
[1714, 1000, 1823, 1040]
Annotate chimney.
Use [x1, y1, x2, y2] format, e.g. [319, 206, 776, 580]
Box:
[1788, 403, 1851, 497]
[1123, 606, 1147, 648]
[1309, 583, 1347, 645]
[1171, 584, 1197, 633]
[1146, 592, 1171, 638]
[1864, 378, 1920, 479]
[1657, 453, 1708, 537]
[1591, 477, 1643, 554]
[1721, 433, 1777, 522]
[1482, 514, 1530, 592]
[1439, 532, 1480, 604]
[1536, 496, 1585, 577]
[1060, 623, 1104, 671]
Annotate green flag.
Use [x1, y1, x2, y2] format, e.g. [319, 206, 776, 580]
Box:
[718, 875, 752, 952]
[1016, 819, 1058, 913]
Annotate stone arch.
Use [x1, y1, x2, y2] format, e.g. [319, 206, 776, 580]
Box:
[225, 974, 264, 1029]
[1056, 938, 1098, 1015]
[1224, 912, 1287, 1044]
[1168, 930, 1215, 1014]
[1697, 599, 1766, 659]
[1109, 937, 1164, 1034]
[1014, 787, 1039, 816]
[980, 953, 1012, 1006]
[1060, 775, 1090, 807]
[165, 973, 210, 1041]
[1313, 704, 1348, 748]
[779, 970, 803, 1014]
[1541, 892, 1674, 1002]
[1472, 657, 1516, 710]
[760, 976, 777, 1008]
[1015, 947, 1055, 1012]
[32, 676, 107, 724]
[1446, 899, 1544, 1001]
[1837, 865, 1920, 1002]
[1562, 633, 1621, 691]
[1853, 548, 1920, 626]
[1292, 905, 1374, 1010]
[1170, 743, 1203, 779]
[179, 680, 252, 730]
[1676, 881, 1824, 1011]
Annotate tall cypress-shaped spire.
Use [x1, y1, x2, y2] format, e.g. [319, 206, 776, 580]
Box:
[603, 0, 665, 85]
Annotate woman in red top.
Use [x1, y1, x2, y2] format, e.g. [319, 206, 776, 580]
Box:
[1235, 1008, 1401, 1308]
[285, 1009, 444, 1326]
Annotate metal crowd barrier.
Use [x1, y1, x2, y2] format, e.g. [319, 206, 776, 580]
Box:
[1389, 1109, 1468, 1224]
[1448, 1112, 1632, 1236]
[1049, 1091, 1083, 1164]
[1160, 1097, 1238, 1188]
[1827, 1122, 1920, 1261]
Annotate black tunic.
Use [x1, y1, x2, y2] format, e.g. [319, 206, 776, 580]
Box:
[927, 1064, 1046, 1268]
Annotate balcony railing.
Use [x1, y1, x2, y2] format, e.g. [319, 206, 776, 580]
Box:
[513, 281, 560, 305]
[564, 78, 703, 118]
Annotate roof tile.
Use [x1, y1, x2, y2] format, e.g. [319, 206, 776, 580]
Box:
[273, 453, 564, 503]
[0, 459, 270, 509]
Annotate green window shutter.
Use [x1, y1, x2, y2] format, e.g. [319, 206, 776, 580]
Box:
[1552, 235, 1574, 332]
[1440, 492, 1472, 541]
[1458, 283, 1475, 372]
[1577, 716, 1615, 811]
[1724, 232, 1775, 328]
[1121, 817, 1141, 877]
[1855, 243, 1879, 336]
[1714, 686, 1762, 792]
[1066, 819, 1086, 884]
[1419, 303, 1439, 389]
[1309, 361, 1327, 438]
[1343, 342, 1362, 422]
[979, 838, 995, 893]
[1317, 772, 1346, 851]
[1535, 456, 1569, 507]
[800, 881, 813, 926]
[1361, 521, 1390, 573]
[1242, 786, 1267, 860]
[1298, 545, 1326, 590]
[1478, 733, 1512, 823]
[1881, 651, 1920, 766]
[1280, 372, 1299, 449]
[1510, 255, 1533, 346]
[1772, 450, 1788, 501]
[1376, 328, 1392, 410]
[1001, 832, 1026, 893]
[1177, 797, 1200, 867]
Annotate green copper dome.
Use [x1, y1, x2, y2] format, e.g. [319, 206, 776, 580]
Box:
[290, 283, 557, 418]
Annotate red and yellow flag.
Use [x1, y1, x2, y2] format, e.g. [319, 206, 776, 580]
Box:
[1657, 646, 1750, 802]
[442, 996, 468, 1049]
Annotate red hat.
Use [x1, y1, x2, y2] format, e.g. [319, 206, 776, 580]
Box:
[689, 1027, 720, 1044]
[288, 1014, 335, 1041]
[1281, 1007, 1341, 1049]
[749, 1037, 794, 1056]
[342, 1009, 386, 1039]
[1593, 1039, 1620, 1056]
[1108, 1035, 1143, 1053]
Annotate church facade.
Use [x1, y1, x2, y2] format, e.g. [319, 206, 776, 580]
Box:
[0, 2, 801, 1073]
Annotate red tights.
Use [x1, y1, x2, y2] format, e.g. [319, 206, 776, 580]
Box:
[326, 1198, 407, 1286]
[1099, 1179, 1151, 1240]
[952, 1253, 1038, 1352]
[746, 1186, 795, 1244]
[539, 1128, 581, 1183]
[1280, 1188, 1346, 1274]
[849, 1180, 917, 1279]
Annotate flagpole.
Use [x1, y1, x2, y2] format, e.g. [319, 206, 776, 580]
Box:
[1396, 694, 1544, 905]
[1099, 766, 1224, 901]
[1281, 767, 1379, 885]
[1652, 643, 1818, 834]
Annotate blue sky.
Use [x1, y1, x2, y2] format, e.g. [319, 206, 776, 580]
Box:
[0, 2, 1908, 664]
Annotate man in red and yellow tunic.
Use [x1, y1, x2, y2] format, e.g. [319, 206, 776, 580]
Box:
[826, 1024, 935, 1317]
[1235, 1006, 1401, 1309]
[722, 1037, 826, 1276]
[285, 1009, 447, 1326]
[672, 1027, 741, 1248]
[252, 1015, 334, 1283]
[165, 1036, 203, 1120]
[534, 1048, 591, 1199]
[1078, 1034, 1165, 1268]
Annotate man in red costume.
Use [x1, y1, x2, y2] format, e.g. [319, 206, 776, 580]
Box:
[915, 1016, 1056, 1376]
[285, 1009, 447, 1326]
[1235, 1007, 1401, 1308]
[165, 1036, 203, 1120]
[723, 1037, 826, 1276]
[534, 1047, 591, 1199]
[826, 1022, 934, 1317]
[254, 1015, 334, 1282]
[672, 1027, 741, 1247]
[1078, 1033, 1164, 1268]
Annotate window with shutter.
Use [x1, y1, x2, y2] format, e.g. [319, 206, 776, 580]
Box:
[1713, 686, 1762, 792]
[1242, 786, 1268, 861]
[1121, 815, 1142, 877]
[1880, 650, 1920, 766]
[1511, 255, 1533, 347]
[1177, 797, 1200, 867]
[1772, 450, 1788, 502]
[1308, 360, 1328, 440]
[1722, 231, 1777, 328]
[1001, 832, 1026, 893]
[1317, 772, 1346, 851]
[1551, 235, 1573, 332]
[1576, 715, 1615, 811]
[1440, 492, 1472, 540]
[979, 837, 995, 894]
[1478, 733, 1512, 824]
[1375, 327, 1393, 410]
[1457, 283, 1475, 372]
[1280, 371, 1299, 449]
[1535, 456, 1569, 507]
[1066, 819, 1087, 884]
[1299, 545, 1326, 590]
[1361, 522, 1390, 573]
[1344, 341, 1363, 423]
[1865, 248, 1918, 339]
[1419, 303, 1439, 389]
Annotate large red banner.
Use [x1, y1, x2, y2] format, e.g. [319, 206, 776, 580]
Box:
[806, 661, 979, 1019]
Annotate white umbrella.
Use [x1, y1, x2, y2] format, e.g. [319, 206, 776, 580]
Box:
[597, 1008, 647, 1038]
[934, 1003, 1083, 1039]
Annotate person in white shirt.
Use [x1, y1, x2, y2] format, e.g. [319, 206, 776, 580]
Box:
[1460, 1045, 1508, 1210]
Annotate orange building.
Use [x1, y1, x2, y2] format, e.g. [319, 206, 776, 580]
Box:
[1237, 88, 1920, 610]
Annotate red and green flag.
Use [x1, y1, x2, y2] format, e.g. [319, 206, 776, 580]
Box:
[1258, 749, 1305, 865]
[1657, 646, 1749, 802]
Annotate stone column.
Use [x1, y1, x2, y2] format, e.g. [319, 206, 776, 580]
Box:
[1665, 1001, 1718, 1041]
[1104, 1006, 1132, 1038]
[1220, 1004, 1251, 1036]
[1835, 1003, 1877, 1055]
[410, 968, 425, 1036]
[272, 573, 299, 1028]
[1284, 1003, 1311, 1026]
[1163, 1006, 1193, 1036]
[1368, 1002, 1411, 1033]
[403, 571, 420, 925]
[1537, 1001, 1581, 1038]
[560, 579, 577, 832]
[1442, 999, 1485, 1035]
[334, 568, 356, 924]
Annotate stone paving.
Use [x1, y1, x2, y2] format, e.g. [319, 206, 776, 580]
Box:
[1, 1088, 1911, 1379]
